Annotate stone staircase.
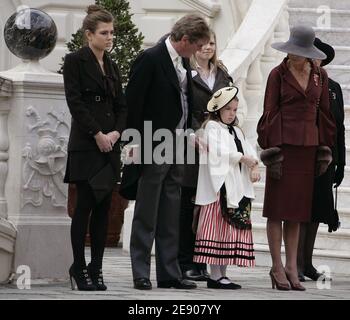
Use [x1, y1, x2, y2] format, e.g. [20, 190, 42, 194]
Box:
[251, 0, 350, 275]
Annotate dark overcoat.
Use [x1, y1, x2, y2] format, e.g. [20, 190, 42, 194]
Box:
[63, 46, 127, 183]
[120, 39, 195, 199]
[312, 77, 346, 223]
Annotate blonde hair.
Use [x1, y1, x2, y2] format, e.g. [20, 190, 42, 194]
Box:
[190, 30, 228, 72]
[82, 5, 114, 45]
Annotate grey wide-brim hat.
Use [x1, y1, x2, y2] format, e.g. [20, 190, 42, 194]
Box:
[271, 25, 327, 60]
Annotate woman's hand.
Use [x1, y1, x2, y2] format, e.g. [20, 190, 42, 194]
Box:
[107, 131, 121, 146]
[94, 131, 113, 152]
[250, 165, 261, 183]
[240, 155, 258, 169]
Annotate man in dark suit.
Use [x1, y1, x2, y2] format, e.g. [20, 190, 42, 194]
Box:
[124, 14, 210, 290]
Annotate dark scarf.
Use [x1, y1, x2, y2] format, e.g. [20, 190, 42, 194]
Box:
[88, 47, 117, 99]
[220, 122, 244, 218]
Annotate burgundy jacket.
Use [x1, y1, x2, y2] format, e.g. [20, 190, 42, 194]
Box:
[257, 58, 335, 149]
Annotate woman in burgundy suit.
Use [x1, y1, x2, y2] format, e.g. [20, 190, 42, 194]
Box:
[257, 26, 335, 291]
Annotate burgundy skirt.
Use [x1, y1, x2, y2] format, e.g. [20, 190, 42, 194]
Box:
[263, 145, 317, 222]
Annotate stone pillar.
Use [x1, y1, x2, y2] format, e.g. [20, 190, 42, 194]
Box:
[235, 76, 248, 127]
[260, 35, 278, 91]
[0, 77, 17, 283]
[0, 61, 72, 280]
[243, 55, 263, 147]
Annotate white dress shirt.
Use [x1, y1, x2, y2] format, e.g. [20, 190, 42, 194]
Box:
[165, 36, 188, 130]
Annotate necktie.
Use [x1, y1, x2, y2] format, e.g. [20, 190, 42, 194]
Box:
[175, 56, 186, 83]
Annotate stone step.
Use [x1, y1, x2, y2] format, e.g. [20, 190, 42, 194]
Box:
[345, 125, 350, 144]
[342, 166, 350, 187]
[325, 65, 350, 84]
[345, 105, 350, 126]
[257, 163, 350, 187]
[289, 0, 350, 11]
[252, 222, 350, 251]
[332, 46, 350, 66]
[288, 7, 350, 29]
[338, 208, 350, 229]
[253, 183, 350, 207]
[251, 202, 350, 229]
[254, 243, 350, 275]
[340, 84, 350, 106]
[314, 27, 350, 47]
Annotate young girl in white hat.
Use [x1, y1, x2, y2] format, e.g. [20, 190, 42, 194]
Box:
[193, 86, 260, 289]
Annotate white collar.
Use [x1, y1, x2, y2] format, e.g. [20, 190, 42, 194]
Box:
[196, 61, 216, 75]
[165, 36, 181, 63]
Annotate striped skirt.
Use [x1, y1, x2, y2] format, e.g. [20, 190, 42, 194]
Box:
[193, 197, 255, 267]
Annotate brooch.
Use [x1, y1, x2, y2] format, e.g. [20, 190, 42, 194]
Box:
[313, 74, 319, 87]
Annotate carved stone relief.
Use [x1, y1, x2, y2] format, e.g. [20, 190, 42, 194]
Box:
[21, 105, 69, 208]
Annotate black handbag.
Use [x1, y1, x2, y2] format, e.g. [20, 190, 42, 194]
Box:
[219, 185, 252, 230]
[328, 187, 341, 233]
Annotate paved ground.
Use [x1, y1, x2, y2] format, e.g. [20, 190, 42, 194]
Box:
[0, 247, 349, 300]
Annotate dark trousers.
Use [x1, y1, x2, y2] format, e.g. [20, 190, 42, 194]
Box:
[178, 186, 207, 273]
[70, 181, 112, 271]
[130, 163, 183, 282]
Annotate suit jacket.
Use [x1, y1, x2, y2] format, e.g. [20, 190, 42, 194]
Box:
[328, 78, 346, 166]
[63, 46, 127, 152]
[257, 57, 335, 149]
[125, 39, 194, 134]
[120, 39, 194, 199]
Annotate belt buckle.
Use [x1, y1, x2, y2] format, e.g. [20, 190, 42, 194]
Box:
[95, 95, 101, 102]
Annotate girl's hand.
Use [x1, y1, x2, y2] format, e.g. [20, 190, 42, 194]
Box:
[241, 155, 258, 169]
[250, 166, 261, 183]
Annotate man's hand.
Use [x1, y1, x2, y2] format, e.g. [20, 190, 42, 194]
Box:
[189, 133, 208, 153]
[107, 131, 121, 146]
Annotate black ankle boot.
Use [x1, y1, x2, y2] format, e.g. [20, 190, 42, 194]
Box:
[69, 265, 96, 291]
[88, 264, 107, 291]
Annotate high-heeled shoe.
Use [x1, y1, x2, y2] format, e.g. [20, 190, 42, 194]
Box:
[269, 270, 290, 291]
[285, 272, 306, 291]
[88, 263, 107, 291]
[69, 265, 96, 291]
